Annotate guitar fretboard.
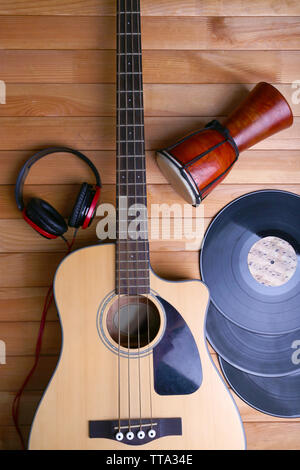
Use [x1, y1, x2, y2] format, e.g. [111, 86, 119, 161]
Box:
[116, 0, 150, 295]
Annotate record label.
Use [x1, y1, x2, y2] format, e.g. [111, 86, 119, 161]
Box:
[247, 236, 297, 287]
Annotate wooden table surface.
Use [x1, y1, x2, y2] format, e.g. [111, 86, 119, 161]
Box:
[0, 0, 300, 450]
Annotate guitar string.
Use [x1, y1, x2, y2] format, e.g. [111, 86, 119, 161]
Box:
[130, 0, 143, 432]
[117, 0, 122, 434]
[136, 0, 154, 430]
[125, 1, 132, 433]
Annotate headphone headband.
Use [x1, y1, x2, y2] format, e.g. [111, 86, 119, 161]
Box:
[15, 147, 101, 211]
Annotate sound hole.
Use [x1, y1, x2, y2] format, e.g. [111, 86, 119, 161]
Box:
[106, 296, 161, 349]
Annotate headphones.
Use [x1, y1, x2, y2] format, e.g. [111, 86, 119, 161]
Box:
[15, 147, 102, 239]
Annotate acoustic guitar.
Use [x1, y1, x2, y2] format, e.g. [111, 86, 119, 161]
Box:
[29, 0, 245, 450]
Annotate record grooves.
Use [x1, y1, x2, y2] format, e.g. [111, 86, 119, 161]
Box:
[220, 356, 300, 418]
[200, 190, 300, 336]
[206, 302, 300, 377]
[202, 190, 300, 416]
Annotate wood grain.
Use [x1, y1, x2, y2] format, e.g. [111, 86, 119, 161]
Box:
[1, 50, 300, 84]
[0, 321, 61, 355]
[0, 287, 58, 322]
[0, 356, 58, 391]
[0, 17, 300, 50]
[0, 251, 201, 287]
[0, 219, 210, 253]
[0, 391, 42, 426]
[0, 426, 30, 450]
[0, 0, 299, 16]
[0, 84, 297, 118]
[0, 116, 299, 150]
[245, 423, 300, 450]
[0, 0, 299, 451]
[3, 183, 300, 219]
[0, 149, 300, 185]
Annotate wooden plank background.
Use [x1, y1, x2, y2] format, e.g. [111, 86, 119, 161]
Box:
[0, 0, 300, 450]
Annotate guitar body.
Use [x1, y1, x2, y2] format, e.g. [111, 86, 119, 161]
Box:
[29, 244, 245, 450]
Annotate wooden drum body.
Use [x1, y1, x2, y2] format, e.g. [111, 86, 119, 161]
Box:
[157, 83, 293, 206]
[157, 120, 238, 205]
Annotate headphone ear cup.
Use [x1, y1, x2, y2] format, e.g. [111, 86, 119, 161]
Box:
[68, 183, 91, 228]
[26, 198, 68, 237]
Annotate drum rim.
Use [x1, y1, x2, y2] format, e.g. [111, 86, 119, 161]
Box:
[156, 149, 201, 206]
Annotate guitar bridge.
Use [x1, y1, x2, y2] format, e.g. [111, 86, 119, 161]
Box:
[89, 418, 182, 445]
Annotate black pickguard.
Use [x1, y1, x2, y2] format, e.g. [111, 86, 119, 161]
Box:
[153, 297, 202, 395]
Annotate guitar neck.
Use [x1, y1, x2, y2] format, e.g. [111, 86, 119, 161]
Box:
[116, 0, 150, 295]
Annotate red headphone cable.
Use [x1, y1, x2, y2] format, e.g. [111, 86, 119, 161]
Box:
[12, 229, 78, 450]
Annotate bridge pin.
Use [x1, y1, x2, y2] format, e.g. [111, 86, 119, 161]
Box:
[126, 431, 135, 440]
[148, 429, 156, 439]
[137, 430, 145, 440]
[115, 431, 124, 441]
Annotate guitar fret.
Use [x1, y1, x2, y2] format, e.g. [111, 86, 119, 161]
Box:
[116, 259, 149, 262]
[117, 52, 141, 55]
[117, 281, 149, 283]
[118, 238, 148, 241]
[117, 155, 144, 158]
[117, 277, 149, 280]
[117, 290, 150, 295]
[117, 223, 148, 227]
[117, 260, 149, 264]
[118, 72, 142, 75]
[118, 268, 149, 272]
[117, 249, 149, 253]
[117, 238, 148, 242]
[117, 169, 145, 174]
[117, 139, 144, 144]
[118, 195, 146, 200]
[117, 180, 146, 184]
[118, 251, 149, 254]
[118, 285, 150, 288]
[116, 270, 149, 274]
[116, 0, 150, 294]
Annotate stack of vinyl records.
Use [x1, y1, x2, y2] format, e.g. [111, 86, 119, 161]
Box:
[200, 190, 300, 417]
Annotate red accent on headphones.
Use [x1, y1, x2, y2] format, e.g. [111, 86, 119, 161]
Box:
[22, 209, 58, 239]
[82, 186, 101, 229]
[16, 147, 102, 239]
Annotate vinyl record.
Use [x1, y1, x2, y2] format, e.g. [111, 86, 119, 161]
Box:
[200, 190, 300, 335]
[220, 356, 300, 418]
[206, 302, 300, 377]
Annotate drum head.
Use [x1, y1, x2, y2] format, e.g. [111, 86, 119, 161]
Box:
[206, 302, 300, 377]
[156, 151, 200, 206]
[220, 356, 300, 418]
[200, 190, 300, 335]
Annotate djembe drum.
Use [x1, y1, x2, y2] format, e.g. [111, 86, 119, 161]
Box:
[156, 82, 293, 206]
